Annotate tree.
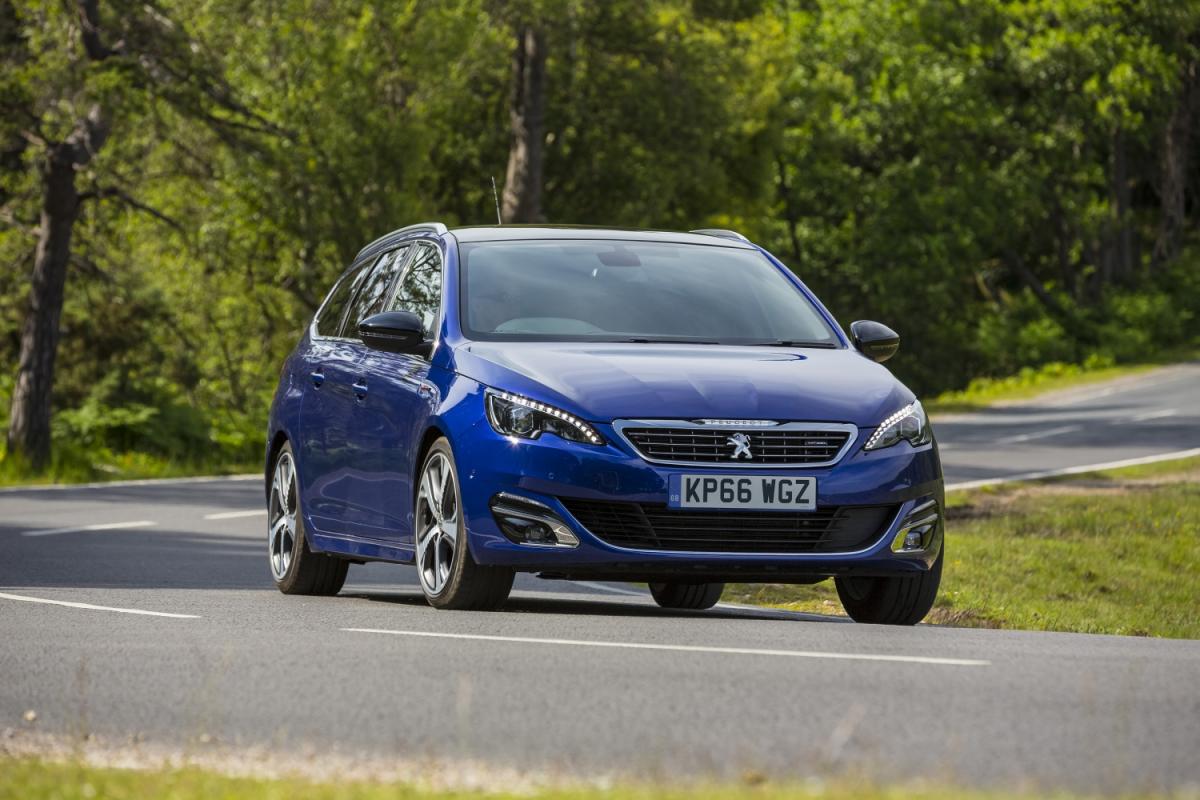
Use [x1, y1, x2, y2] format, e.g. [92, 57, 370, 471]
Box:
[3, 0, 275, 468]
[6, 1, 115, 469]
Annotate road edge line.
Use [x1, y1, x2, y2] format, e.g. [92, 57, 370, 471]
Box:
[0, 473, 260, 494]
[945, 448, 1200, 493]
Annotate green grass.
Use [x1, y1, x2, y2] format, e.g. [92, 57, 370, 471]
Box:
[925, 359, 1142, 414]
[0, 758, 1187, 800]
[729, 457, 1200, 638]
[0, 446, 256, 488]
[923, 351, 1197, 415]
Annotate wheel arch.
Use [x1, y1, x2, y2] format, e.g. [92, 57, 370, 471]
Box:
[412, 422, 452, 488]
[265, 430, 290, 499]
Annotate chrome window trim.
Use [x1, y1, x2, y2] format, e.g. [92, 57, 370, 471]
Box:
[385, 239, 446, 352]
[309, 259, 373, 344]
[354, 221, 448, 263]
[612, 419, 859, 469]
[309, 239, 439, 345]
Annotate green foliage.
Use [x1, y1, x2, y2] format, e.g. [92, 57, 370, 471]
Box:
[0, 756, 1183, 800]
[2, 0, 1200, 479]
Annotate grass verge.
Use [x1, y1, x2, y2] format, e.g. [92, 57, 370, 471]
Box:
[728, 456, 1200, 638]
[924, 352, 1196, 415]
[0, 757, 1190, 800]
[0, 449, 257, 488]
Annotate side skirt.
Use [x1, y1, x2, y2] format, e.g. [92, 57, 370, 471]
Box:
[308, 529, 415, 565]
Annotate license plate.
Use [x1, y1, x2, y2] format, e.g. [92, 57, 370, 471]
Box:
[668, 474, 817, 511]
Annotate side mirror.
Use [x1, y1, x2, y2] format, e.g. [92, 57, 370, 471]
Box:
[359, 311, 426, 354]
[850, 320, 900, 363]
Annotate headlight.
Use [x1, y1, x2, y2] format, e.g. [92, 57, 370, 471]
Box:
[863, 400, 932, 451]
[485, 390, 604, 445]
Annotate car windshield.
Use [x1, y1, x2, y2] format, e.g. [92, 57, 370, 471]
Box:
[459, 240, 840, 345]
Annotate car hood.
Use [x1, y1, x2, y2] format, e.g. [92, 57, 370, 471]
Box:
[452, 342, 914, 427]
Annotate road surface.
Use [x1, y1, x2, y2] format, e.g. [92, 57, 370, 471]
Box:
[2, 363, 1198, 792]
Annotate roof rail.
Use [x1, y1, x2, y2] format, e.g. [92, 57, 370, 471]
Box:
[355, 222, 449, 262]
[689, 228, 751, 244]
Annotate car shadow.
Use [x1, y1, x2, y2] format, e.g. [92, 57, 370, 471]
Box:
[342, 589, 843, 624]
[2, 524, 272, 590]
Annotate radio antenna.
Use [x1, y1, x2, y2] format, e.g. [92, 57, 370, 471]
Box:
[490, 176, 502, 225]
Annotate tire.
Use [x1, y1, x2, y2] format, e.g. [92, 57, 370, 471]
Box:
[834, 546, 943, 625]
[649, 581, 725, 610]
[415, 438, 514, 610]
[268, 442, 349, 596]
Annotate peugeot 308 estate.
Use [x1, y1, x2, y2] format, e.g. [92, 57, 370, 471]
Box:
[266, 224, 944, 624]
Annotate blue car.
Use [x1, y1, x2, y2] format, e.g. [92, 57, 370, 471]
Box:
[266, 223, 944, 624]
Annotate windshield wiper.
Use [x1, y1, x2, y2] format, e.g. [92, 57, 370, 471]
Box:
[617, 337, 721, 345]
[750, 340, 838, 348]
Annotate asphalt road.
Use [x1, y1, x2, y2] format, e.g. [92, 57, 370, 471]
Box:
[2, 364, 1198, 792]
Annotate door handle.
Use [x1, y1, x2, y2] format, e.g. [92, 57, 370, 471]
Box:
[352, 380, 369, 400]
[309, 370, 325, 388]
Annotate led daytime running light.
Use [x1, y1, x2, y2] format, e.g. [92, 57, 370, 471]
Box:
[864, 401, 927, 451]
[489, 390, 603, 445]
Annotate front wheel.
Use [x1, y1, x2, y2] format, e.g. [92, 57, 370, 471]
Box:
[834, 548, 943, 625]
[415, 439, 514, 610]
[268, 443, 348, 596]
[649, 581, 725, 610]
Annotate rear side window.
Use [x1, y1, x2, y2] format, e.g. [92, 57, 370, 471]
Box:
[388, 242, 442, 338]
[344, 246, 410, 339]
[314, 261, 370, 338]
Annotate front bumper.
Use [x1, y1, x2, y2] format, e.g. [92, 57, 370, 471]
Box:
[454, 414, 944, 581]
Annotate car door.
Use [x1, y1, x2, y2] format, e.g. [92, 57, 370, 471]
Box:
[296, 253, 389, 538]
[341, 241, 444, 547]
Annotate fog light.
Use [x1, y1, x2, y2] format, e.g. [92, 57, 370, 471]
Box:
[497, 514, 558, 545]
[489, 493, 580, 548]
[891, 498, 939, 553]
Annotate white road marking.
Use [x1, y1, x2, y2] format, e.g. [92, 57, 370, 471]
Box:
[20, 520, 157, 538]
[996, 424, 1081, 444]
[0, 591, 199, 619]
[203, 509, 266, 520]
[945, 448, 1200, 492]
[342, 628, 990, 667]
[0, 473, 258, 494]
[1129, 408, 1177, 422]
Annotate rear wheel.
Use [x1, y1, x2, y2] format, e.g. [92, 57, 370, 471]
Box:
[834, 547, 943, 625]
[415, 439, 514, 610]
[649, 581, 725, 610]
[268, 443, 348, 595]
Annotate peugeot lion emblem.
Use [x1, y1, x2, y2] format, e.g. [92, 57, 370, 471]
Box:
[727, 432, 753, 460]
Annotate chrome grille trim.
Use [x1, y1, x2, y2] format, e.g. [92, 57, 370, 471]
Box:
[613, 419, 858, 468]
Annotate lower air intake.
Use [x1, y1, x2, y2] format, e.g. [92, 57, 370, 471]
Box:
[559, 499, 898, 554]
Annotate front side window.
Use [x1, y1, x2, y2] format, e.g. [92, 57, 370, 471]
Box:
[388, 242, 442, 338]
[344, 246, 410, 339]
[459, 240, 839, 345]
[314, 260, 371, 338]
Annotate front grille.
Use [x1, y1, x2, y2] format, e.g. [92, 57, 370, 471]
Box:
[560, 498, 897, 554]
[620, 426, 852, 465]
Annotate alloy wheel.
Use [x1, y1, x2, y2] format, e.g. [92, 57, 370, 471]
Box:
[268, 451, 298, 581]
[416, 451, 459, 597]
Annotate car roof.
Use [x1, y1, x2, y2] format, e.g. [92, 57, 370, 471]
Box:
[448, 225, 755, 249]
[354, 223, 756, 265]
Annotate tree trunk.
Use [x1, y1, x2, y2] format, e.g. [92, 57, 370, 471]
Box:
[501, 25, 546, 224]
[1110, 128, 1134, 282]
[6, 106, 109, 469]
[1153, 57, 1197, 270]
[775, 155, 803, 264]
